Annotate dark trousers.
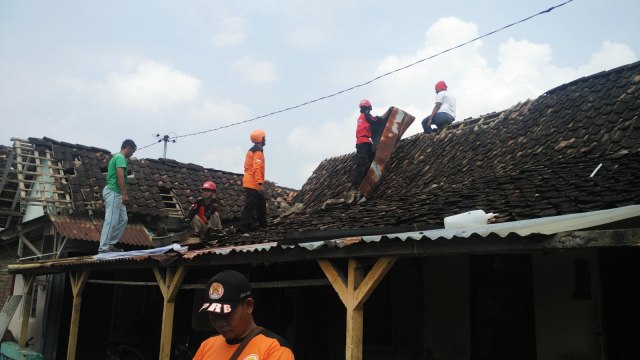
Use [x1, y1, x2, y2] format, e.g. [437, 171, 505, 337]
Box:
[351, 142, 375, 188]
[240, 187, 267, 229]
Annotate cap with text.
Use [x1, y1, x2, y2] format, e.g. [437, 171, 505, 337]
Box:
[199, 270, 252, 314]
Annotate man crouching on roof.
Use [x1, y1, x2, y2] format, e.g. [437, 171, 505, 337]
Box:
[182, 181, 224, 241]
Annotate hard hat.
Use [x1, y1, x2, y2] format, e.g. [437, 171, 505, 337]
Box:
[435, 81, 448, 91]
[202, 181, 217, 191]
[359, 99, 372, 108]
[250, 129, 266, 143]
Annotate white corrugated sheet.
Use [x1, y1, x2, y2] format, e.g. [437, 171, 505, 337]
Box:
[298, 205, 640, 250]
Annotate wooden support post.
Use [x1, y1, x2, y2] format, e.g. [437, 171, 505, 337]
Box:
[318, 256, 397, 360]
[18, 274, 35, 347]
[67, 270, 90, 360]
[154, 266, 187, 360]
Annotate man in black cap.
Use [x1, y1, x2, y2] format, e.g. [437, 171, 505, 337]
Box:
[193, 270, 295, 360]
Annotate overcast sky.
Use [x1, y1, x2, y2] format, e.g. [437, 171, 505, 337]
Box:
[1, 0, 638, 189]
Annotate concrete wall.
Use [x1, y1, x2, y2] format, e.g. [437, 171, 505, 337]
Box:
[8, 274, 47, 351]
[423, 255, 470, 360]
[532, 249, 603, 360]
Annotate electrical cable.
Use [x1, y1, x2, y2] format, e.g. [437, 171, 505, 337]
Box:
[139, 0, 573, 149]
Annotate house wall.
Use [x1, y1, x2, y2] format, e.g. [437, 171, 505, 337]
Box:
[7, 274, 47, 352]
[423, 255, 470, 360]
[532, 249, 603, 360]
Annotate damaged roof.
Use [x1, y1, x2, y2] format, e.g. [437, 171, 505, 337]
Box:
[0, 137, 297, 234]
[222, 60, 640, 245]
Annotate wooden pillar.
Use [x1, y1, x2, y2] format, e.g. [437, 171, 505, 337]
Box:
[18, 274, 35, 347]
[67, 270, 90, 360]
[154, 266, 187, 360]
[318, 256, 397, 360]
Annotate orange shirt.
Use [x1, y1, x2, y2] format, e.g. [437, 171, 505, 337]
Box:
[242, 144, 265, 190]
[193, 331, 294, 360]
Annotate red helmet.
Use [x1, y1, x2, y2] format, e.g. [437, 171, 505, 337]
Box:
[250, 129, 266, 143]
[202, 181, 217, 191]
[435, 81, 447, 91]
[359, 99, 371, 108]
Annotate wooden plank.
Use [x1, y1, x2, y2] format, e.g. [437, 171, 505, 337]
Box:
[18, 232, 42, 257]
[19, 274, 35, 347]
[155, 266, 187, 360]
[317, 259, 348, 305]
[0, 148, 16, 193]
[319, 258, 395, 360]
[67, 270, 90, 360]
[345, 259, 364, 360]
[0, 295, 23, 341]
[353, 256, 397, 308]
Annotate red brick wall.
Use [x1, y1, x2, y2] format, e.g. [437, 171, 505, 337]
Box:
[0, 242, 18, 307]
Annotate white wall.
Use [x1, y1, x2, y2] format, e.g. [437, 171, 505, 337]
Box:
[8, 275, 47, 352]
[423, 255, 470, 360]
[532, 249, 603, 360]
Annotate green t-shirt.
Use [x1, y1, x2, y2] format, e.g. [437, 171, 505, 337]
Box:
[106, 153, 128, 194]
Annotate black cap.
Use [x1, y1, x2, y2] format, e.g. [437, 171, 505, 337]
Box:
[199, 270, 252, 314]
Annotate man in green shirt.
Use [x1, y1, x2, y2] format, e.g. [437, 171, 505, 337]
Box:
[98, 139, 137, 253]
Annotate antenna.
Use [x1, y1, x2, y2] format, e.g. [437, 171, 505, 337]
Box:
[154, 133, 178, 158]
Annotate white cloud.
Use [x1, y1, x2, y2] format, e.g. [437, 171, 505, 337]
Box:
[581, 41, 637, 74]
[107, 59, 201, 111]
[231, 56, 278, 85]
[211, 17, 246, 47]
[202, 145, 245, 174]
[287, 113, 355, 181]
[192, 99, 252, 127]
[288, 28, 326, 48]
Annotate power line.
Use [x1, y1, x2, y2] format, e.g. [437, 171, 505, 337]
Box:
[142, 0, 574, 148]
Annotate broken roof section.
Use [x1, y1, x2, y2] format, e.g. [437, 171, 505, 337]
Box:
[0, 137, 297, 237]
[253, 60, 640, 244]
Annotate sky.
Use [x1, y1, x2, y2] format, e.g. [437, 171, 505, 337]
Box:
[1, 0, 638, 189]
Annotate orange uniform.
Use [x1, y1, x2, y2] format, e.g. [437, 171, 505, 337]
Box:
[193, 331, 294, 360]
[242, 144, 265, 190]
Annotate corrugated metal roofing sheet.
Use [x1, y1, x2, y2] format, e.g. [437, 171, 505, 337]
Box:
[50, 214, 153, 247]
[297, 205, 640, 250]
[183, 242, 279, 259]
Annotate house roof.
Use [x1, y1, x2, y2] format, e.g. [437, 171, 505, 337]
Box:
[216, 60, 640, 245]
[0, 137, 297, 233]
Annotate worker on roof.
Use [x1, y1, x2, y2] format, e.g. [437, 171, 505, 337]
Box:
[238, 129, 267, 233]
[194, 270, 295, 359]
[182, 181, 224, 241]
[98, 139, 137, 253]
[422, 80, 456, 134]
[349, 99, 384, 198]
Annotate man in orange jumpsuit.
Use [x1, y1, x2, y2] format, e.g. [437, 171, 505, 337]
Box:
[239, 129, 267, 233]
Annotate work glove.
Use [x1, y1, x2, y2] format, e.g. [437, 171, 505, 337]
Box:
[181, 218, 191, 229]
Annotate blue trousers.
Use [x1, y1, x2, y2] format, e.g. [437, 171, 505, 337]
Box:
[99, 188, 128, 251]
[422, 112, 454, 133]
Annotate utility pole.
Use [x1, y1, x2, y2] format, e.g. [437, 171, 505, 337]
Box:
[154, 133, 177, 159]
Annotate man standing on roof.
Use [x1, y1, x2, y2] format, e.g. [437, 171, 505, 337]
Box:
[98, 139, 136, 253]
[239, 129, 267, 233]
[349, 99, 384, 198]
[422, 81, 456, 134]
[194, 270, 295, 359]
[182, 181, 224, 241]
